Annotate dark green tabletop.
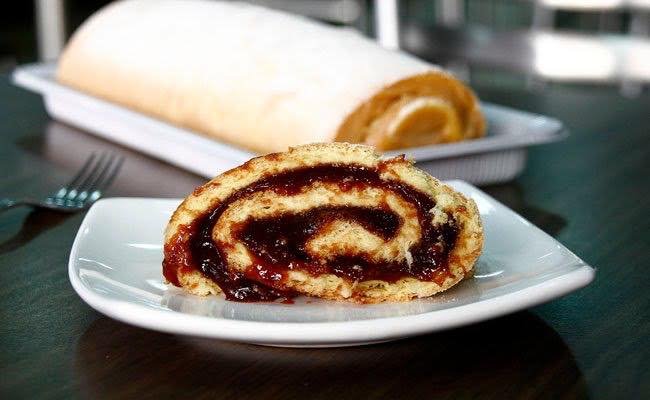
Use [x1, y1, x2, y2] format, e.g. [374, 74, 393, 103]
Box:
[0, 74, 648, 399]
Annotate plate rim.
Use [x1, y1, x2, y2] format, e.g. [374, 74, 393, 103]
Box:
[67, 181, 595, 345]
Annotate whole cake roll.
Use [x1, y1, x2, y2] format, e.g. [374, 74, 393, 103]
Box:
[163, 143, 483, 303]
[57, 0, 485, 153]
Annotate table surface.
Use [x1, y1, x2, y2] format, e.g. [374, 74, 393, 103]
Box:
[0, 73, 648, 399]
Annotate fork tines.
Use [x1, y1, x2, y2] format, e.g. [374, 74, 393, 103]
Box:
[49, 152, 124, 207]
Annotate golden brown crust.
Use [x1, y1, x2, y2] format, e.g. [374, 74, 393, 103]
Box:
[164, 143, 483, 303]
[336, 72, 486, 151]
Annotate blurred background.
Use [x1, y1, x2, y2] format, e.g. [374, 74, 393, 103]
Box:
[2, 0, 650, 96]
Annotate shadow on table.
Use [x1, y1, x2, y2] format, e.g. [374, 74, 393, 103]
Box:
[74, 312, 588, 399]
[0, 209, 70, 255]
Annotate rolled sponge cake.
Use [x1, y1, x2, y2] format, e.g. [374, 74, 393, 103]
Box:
[163, 143, 483, 303]
[57, 0, 485, 153]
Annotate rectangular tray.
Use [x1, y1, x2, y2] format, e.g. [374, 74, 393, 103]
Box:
[12, 63, 567, 185]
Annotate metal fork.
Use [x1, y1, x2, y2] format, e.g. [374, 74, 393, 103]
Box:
[0, 152, 124, 213]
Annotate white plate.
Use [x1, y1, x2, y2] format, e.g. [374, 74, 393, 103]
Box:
[14, 63, 567, 185]
[69, 181, 594, 347]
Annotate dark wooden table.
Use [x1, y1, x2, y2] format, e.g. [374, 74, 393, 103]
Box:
[0, 74, 648, 399]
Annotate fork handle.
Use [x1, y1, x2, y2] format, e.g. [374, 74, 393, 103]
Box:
[0, 199, 23, 213]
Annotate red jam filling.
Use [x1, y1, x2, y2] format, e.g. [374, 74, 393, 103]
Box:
[162, 163, 459, 302]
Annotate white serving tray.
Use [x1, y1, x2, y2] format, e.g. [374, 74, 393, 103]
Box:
[13, 63, 567, 184]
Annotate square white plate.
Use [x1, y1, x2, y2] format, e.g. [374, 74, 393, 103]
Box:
[69, 181, 594, 347]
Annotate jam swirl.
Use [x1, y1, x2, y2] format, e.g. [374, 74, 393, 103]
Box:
[163, 163, 459, 302]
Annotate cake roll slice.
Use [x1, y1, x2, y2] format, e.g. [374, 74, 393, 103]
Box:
[163, 143, 483, 303]
[57, 0, 485, 153]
